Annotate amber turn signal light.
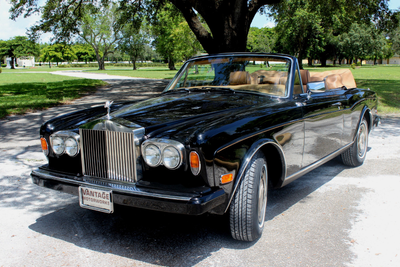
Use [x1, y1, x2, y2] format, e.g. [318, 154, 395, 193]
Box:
[40, 137, 49, 156]
[220, 173, 233, 184]
[189, 151, 201, 175]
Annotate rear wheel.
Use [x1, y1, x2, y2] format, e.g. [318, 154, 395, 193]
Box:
[341, 118, 369, 167]
[229, 151, 267, 241]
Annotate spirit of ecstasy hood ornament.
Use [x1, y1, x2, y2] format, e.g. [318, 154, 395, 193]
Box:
[104, 100, 114, 120]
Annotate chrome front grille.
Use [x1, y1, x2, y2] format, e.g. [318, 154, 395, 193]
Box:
[80, 129, 137, 182]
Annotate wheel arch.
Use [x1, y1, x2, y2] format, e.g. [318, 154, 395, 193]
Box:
[358, 106, 372, 138]
[224, 139, 286, 213]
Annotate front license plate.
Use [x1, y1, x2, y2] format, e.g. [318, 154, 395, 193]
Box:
[79, 186, 113, 213]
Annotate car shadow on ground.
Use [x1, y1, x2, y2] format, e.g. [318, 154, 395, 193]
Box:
[27, 156, 349, 266]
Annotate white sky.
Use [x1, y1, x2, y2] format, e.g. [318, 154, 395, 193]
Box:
[1, 0, 400, 42]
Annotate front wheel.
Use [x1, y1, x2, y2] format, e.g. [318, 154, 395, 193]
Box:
[229, 151, 268, 241]
[341, 118, 369, 167]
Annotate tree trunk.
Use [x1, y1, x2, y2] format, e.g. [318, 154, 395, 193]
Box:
[320, 57, 327, 67]
[93, 48, 106, 70]
[10, 57, 15, 69]
[168, 58, 176, 70]
[297, 49, 305, 69]
[49, 61, 51, 68]
[308, 57, 313, 67]
[132, 56, 137, 70]
[169, 0, 280, 53]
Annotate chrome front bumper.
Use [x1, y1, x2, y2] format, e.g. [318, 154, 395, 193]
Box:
[31, 168, 226, 215]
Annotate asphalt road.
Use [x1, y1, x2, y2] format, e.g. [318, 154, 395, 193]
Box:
[1, 76, 399, 267]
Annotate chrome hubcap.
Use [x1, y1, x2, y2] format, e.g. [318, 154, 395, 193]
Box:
[357, 122, 367, 158]
[258, 165, 268, 228]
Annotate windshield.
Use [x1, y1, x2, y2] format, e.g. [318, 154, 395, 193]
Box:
[165, 55, 292, 97]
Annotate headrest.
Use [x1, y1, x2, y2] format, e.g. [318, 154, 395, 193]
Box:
[229, 71, 250, 85]
[325, 74, 345, 90]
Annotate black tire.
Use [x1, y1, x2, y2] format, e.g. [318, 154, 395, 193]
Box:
[341, 118, 369, 167]
[229, 151, 268, 241]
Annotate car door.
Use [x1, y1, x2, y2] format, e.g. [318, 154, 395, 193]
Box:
[301, 90, 348, 167]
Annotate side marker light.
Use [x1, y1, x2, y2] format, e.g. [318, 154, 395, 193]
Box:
[220, 173, 233, 184]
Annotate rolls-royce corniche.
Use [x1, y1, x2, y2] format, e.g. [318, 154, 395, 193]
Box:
[31, 53, 380, 241]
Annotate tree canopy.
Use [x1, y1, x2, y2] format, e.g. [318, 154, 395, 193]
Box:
[9, 0, 281, 54]
[272, 0, 397, 68]
[152, 2, 202, 70]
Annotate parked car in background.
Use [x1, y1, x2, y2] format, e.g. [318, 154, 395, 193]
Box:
[32, 53, 380, 241]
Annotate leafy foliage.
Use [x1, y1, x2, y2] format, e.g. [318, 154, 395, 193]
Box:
[79, 3, 122, 70]
[152, 3, 202, 70]
[40, 44, 77, 67]
[119, 22, 150, 70]
[0, 36, 40, 69]
[247, 27, 275, 53]
[271, 0, 396, 67]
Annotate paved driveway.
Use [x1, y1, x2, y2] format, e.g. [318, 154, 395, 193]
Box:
[0, 77, 399, 266]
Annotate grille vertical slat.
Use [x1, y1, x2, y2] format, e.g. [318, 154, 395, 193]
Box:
[80, 129, 136, 182]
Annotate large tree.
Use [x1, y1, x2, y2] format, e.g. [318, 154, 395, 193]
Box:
[73, 43, 97, 64]
[0, 36, 39, 69]
[119, 23, 150, 70]
[152, 3, 203, 70]
[79, 4, 122, 70]
[9, 0, 281, 54]
[167, 0, 280, 53]
[40, 43, 76, 67]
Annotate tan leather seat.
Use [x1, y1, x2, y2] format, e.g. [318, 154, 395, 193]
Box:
[309, 69, 356, 89]
[250, 70, 286, 85]
[229, 71, 251, 85]
[325, 74, 345, 90]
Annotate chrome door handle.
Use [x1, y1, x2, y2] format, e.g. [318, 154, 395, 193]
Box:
[332, 102, 342, 106]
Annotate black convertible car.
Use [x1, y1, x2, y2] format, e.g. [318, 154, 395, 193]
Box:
[32, 53, 380, 241]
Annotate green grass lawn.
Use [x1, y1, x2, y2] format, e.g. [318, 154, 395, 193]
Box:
[1, 65, 99, 72]
[0, 73, 106, 119]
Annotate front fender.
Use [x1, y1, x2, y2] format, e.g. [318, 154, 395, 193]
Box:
[219, 138, 286, 213]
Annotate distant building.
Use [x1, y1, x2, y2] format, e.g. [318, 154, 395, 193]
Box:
[6, 56, 35, 68]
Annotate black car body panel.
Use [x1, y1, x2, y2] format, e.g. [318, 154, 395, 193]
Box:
[31, 53, 379, 240]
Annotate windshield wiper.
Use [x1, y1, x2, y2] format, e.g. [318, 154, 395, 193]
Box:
[201, 87, 235, 93]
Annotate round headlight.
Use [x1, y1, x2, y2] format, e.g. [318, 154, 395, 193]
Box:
[52, 136, 65, 155]
[144, 144, 161, 167]
[162, 146, 181, 169]
[65, 137, 79, 157]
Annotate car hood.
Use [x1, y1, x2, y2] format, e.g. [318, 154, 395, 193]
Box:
[111, 92, 271, 132]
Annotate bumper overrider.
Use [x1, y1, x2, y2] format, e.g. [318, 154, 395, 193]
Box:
[31, 167, 227, 215]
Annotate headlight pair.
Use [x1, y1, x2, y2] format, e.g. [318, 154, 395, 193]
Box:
[142, 139, 184, 170]
[49, 131, 80, 157]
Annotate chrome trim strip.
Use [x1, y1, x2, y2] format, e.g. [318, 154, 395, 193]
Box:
[281, 141, 353, 187]
[32, 168, 192, 202]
